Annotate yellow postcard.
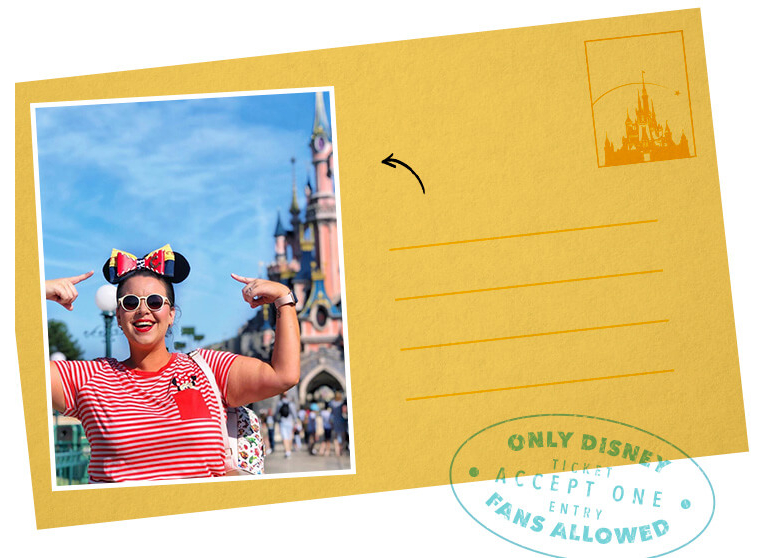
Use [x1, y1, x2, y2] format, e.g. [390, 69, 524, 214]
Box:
[15, 8, 746, 530]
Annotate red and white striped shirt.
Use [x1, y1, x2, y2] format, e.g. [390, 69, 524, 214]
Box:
[56, 350, 238, 483]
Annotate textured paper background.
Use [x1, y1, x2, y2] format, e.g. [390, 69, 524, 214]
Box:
[15, 8, 747, 529]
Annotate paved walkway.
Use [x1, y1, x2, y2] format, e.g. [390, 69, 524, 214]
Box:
[264, 441, 351, 475]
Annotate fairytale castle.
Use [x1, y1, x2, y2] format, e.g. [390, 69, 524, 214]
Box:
[209, 92, 345, 406]
[603, 73, 691, 166]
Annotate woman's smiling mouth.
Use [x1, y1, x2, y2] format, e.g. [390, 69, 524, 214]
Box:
[133, 321, 155, 333]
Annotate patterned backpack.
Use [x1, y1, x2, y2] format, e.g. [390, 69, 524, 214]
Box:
[189, 350, 265, 475]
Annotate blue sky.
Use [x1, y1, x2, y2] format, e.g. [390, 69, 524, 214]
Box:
[36, 90, 333, 359]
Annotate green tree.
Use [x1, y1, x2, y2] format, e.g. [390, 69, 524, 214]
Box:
[48, 320, 84, 360]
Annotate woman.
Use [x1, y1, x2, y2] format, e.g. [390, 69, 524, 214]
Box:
[329, 391, 346, 457]
[46, 245, 300, 482]
[305, 403, 318, 455]
[274, 391, 298, 458]
[265, 408, 276, 455]
[319, 402, 333, 457]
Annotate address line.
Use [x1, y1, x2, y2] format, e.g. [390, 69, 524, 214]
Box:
[401, 319, 669, 351]
[395, 269, 663, 302]
[405, 368, 674, 401]
[389, 218, 658, 252]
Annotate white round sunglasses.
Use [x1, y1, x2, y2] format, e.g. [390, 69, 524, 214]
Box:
[117, 293, 171, 312]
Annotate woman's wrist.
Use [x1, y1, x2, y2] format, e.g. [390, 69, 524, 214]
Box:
[273, 290, 297, 310]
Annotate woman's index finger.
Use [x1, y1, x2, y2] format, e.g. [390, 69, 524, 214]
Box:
[68, 270, 94, 284]
[230, 273, 256, 284]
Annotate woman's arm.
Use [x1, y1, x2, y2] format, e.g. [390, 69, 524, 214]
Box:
[50, 361, 66, 413]
[45, 271, 94, 310]
[226, 275, 301, 406]
[45, 272, 93, 412]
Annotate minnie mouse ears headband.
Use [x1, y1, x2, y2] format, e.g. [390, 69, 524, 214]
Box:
[102, 244, 190, 285]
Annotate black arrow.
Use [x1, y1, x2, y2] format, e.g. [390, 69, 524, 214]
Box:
[382, 153, 425, 194]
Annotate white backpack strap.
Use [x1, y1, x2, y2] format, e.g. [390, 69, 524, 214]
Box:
[188, 349, 233, 460]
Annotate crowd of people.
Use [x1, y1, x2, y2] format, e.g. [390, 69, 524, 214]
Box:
[260, 391, 349, 458]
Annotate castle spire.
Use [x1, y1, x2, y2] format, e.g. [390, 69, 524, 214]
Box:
[273, 211, 287, 264]
[274, 211, 287, 238]
[290, 157, 300, 216]
[311, 92, 330, 143]
[290, 184, 300, 215]
[641, 71, 649, 112]
[307, 90, 339, 303]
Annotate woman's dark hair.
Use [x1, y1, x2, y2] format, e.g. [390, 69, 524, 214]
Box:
[115, 269, 176, 306]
